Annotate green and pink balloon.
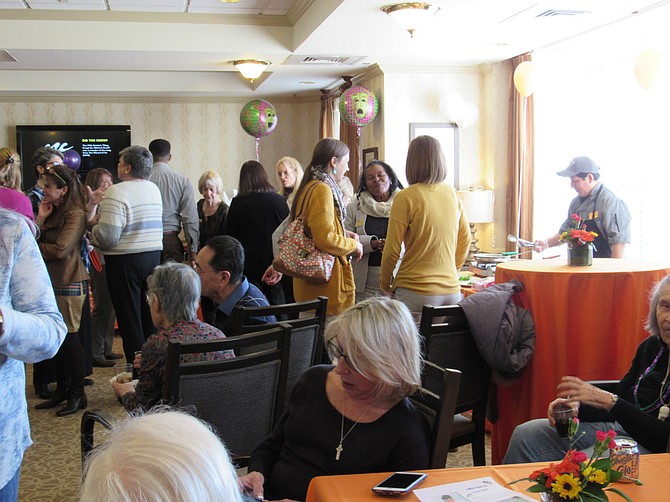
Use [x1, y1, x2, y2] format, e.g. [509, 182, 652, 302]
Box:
[240, 99, 278, 160]
[339, 86, 379, 137]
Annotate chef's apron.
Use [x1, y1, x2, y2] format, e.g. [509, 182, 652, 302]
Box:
[583, 187, 611, 258]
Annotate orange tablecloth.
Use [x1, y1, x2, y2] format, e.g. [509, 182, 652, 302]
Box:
[305, 453, 669, 501]
[491, 258, 670, 464]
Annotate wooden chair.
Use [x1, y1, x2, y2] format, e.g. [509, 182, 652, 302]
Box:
[418, 304, 491, 466]
[410, 361, 462, 468]
[229, 296, 327, 396]
[164, 324, 292, 465]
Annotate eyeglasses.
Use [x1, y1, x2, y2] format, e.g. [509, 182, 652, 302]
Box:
[45, 165, 67, 186]
[145, 292, 154, 304]
[193, 263, 220, 275]
[327, 338, 351, 367]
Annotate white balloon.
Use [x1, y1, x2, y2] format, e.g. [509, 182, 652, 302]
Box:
[514, 61, 538, 97]
[634, 48, 663, 90]
[459, 102, 480, 128]
[440, 91, 466, 122]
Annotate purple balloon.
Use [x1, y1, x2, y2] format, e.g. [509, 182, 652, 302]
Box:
[63, 149, 81, 171]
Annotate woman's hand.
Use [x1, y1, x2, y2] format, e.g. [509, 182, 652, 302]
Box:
[238, 471, 265, 500]
[111, 381, 136, 399]
[372, 238, 386, 252]
[547, 397, 579, 427]
[86, 185, 107, 206]
[352, 241, 364, 261]
[36, 201, 53, 225]
[345, 230, 360, 241]
[262, 265, 283, 285]
[556, 376, 616, 411]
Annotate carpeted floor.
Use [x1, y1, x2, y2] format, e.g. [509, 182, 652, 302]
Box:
[18, 336, 491, 501]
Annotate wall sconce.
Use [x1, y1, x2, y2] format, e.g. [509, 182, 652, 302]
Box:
[231, 59, 270, 82]
[380, 2, 440, 38]
[458, 188, 495, 264]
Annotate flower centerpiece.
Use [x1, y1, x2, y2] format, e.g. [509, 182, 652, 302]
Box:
[509, 418, 637, 501]
[559, 214, 597, 266]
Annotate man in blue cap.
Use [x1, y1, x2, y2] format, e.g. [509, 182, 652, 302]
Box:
[534, 156, 631, 258]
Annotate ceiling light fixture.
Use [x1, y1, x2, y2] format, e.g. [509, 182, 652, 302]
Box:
[381, 2, 440, 38]
[231, 59, 270, 82]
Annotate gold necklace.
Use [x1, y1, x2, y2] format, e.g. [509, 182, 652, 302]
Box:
[335, 395, 373, 461]
[658, 351, 670, 421]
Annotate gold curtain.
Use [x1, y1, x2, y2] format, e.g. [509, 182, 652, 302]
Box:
[319, 90, 337, 139]
[506, 53, 535, 252]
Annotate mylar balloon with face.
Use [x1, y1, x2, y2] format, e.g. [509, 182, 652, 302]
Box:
[240, 99, 278, 138]
[62, 149, 81, 171]
[339, 86, 379, 127]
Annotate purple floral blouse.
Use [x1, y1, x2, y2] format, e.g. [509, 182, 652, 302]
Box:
[122, 319, 234, 411]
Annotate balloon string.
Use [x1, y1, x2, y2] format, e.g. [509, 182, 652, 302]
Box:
[255, 137, 260, 161]
[357, 126, 361, 139]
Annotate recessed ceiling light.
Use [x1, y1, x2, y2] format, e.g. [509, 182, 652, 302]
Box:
[299, 81, 316, 85]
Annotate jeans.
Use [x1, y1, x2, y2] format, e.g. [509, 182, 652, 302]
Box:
[502, 418, 651, 464]
[0, 467, 19, 502]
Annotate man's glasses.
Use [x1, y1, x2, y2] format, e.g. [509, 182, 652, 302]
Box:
[327, 338, 351, 367]
[45, 165, 67, 186]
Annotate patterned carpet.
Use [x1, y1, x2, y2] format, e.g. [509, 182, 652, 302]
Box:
[18, 336, 491, 501]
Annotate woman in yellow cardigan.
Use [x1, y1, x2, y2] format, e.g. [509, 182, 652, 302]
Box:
[380, 135, 471, 321]
[286, 139, 363, 317]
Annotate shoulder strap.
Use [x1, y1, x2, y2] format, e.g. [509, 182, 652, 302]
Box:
[294, 181, 319, 220]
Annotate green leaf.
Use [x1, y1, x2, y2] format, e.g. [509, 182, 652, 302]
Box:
[527, 485, 549, 493]
[604, 487, 634, 502]
[507, 478, 535, 486]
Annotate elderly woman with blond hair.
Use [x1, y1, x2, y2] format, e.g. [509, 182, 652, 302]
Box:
[238, 297, 430, 501]
[381, 135, 471, 320]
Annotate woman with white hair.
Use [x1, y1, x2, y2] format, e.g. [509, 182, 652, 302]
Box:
[79, 409, 245, 502]
[238, 297, 430, 501]
[112, 262, 233, 411]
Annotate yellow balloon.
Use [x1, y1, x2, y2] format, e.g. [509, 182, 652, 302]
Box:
[513, 61, 538, 97]
[634, 48, 663, 90]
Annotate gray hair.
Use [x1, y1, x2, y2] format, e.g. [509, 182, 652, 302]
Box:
[198, 170, 224, 195]
[120, 145, 153, 179]
[325, 297, 423, 400]
[79, 408, 242, 502]
[646, 275, 670, 338]
[146, 262, 200, 324]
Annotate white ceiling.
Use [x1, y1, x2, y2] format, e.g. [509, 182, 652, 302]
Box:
[0, 0, 668, 98]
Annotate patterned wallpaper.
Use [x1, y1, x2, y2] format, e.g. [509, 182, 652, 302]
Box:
[0, 98, 321, 199]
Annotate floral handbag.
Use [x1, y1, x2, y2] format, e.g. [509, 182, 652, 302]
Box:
[272, 184, 335, 284]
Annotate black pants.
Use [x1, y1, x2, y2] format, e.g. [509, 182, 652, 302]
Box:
[162, 233, 185, 263]
[105, 251, 160, 362]
[55, 332, 85, 395]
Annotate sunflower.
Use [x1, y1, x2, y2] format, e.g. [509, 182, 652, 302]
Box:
[551, 473, 582, 499]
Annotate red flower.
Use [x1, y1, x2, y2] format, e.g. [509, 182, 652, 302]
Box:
[571, 213, 581, 221]
[567, 450, 588, 463]
[606, 430, 617, 439]
[596, 431, 606, 442]
[568, 229, 596, 243]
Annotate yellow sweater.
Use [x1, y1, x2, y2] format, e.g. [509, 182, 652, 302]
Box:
[292, 181, 359, 316]
[380, 183, 471, 295]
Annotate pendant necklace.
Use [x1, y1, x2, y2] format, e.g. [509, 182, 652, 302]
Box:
[336, 395, 373, 461]
[658, 350, 670, 421]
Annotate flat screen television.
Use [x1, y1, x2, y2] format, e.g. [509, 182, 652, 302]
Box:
[16, 125, 131, 190]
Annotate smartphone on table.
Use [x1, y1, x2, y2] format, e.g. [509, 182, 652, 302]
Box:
[372, 472, 427, 496]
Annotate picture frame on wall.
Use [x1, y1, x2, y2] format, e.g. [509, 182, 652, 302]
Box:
[362, 147, 379, 167]
[409, 123, 459, 188]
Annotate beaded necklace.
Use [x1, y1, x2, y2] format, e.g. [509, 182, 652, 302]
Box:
[633, 344, 670, 412]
